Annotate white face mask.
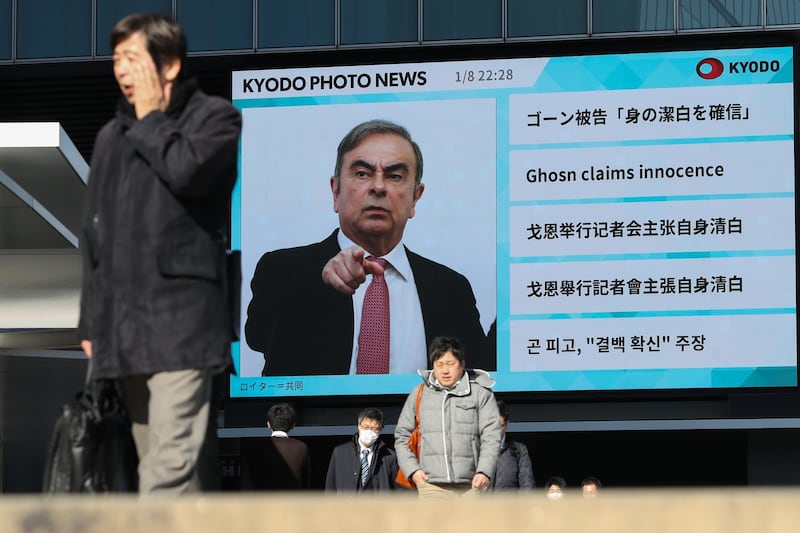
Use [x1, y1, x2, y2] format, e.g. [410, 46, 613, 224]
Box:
[546, 491, 564, 501]
[359, 428, 380, 447]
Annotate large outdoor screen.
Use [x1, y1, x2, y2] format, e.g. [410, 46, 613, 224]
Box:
[230, 40, 797, 398]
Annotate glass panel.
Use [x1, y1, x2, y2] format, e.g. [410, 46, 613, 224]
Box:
[179, 0, 253, 51]
[593, 0, 675, 33]
[17, 0, 92, 59]
[767, 0, 800, 25]
[680, 0, 760, 29]
[508, 0, 587, 37]
[423, 0, 502, 41]
[341, 0, 417, 45]
[96, 0, 172, 56]
[0, 0, 11, 59]
[258, 0, 334, 48]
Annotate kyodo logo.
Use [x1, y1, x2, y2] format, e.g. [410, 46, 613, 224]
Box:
[696, 58, 724, 79]
[696, 57, 781, 80]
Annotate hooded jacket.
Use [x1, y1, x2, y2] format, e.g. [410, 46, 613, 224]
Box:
[394, 368, 501, 484]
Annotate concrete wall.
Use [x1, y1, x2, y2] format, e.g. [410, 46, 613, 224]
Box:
[1, 490, 800, 533]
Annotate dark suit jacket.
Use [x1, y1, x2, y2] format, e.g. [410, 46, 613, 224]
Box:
[245, 230, 491, 375]
[325, 436, 399, 491]
[239, 436, 311, 491]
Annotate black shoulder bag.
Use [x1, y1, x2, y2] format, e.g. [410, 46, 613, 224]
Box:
[42, 361, 139, 493]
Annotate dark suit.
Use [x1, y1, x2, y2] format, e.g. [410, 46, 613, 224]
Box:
[325, 435, 399, 491]
[239, 436, 311, 491]
[245, 230, 491, 376]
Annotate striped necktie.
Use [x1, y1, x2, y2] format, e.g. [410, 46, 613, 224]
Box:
[360, 449, 370, 488]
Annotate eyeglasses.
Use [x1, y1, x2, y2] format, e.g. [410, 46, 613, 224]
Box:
[359, 423, 382, 433]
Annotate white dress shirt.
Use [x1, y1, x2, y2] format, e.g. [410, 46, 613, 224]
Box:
[337, 231, 428, 374]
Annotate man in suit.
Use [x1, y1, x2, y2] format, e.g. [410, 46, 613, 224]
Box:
[240, 403, 311, 490]
[245, 119, 490, 376]
[325, 407, 399, 491]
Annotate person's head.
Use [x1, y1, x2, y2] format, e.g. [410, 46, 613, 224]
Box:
[111, 13, 187, 106]
[266, 403, 296, 433]
[330, 119, 425, 256]
[429, 336, 466, 388]
[581, 476, 601, 498]
[545, 476, 566, 500]
[496, 399, 510, 437]
[356, 407, 384, 448]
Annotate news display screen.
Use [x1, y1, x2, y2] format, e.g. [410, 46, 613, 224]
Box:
[230, 41, 797, 398]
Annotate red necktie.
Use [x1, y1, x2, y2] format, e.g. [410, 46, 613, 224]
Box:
[357, 257, 390, 374]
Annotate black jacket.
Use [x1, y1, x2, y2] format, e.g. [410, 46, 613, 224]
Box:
[325, 434, 400, 491]
[246, 230, 491, 375]
[490, 439, 535, 490]
[239, 436, 311, 491]
[78, 79, 242, 378]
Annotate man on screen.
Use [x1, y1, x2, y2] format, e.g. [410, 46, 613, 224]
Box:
[245, 119, 490, 376]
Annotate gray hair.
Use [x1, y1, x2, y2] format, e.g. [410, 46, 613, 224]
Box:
[333, 119, 423, 188]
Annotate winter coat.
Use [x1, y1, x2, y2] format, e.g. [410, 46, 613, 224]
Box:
[394, 368, 501, 484]
[78, 78, 242, 378]
[325, 434, 399, 491]
[239, 436, 312, 491]
[490, 439, 535, 490]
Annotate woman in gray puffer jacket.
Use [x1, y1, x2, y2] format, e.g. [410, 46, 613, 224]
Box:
[394, 336, 501, 497]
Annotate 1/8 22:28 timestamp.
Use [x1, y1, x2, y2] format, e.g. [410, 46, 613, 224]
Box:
[455, 69, 514, 83]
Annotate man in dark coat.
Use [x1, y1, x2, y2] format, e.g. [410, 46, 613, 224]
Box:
[325, 407, 399, 491]
[245, 119, 490, 376]
[240, 403, 311, 491]
[490, 400, 535, 490]
[78, 13, 241, 494]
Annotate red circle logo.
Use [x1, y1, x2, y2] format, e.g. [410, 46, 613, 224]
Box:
[696, 58, 724, 80]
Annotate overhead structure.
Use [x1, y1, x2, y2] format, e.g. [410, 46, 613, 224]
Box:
[0, 123, 87, 348]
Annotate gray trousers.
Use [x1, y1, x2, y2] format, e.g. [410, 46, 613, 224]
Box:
[121, 368, 215, 495]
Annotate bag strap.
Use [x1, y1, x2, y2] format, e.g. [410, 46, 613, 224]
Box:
[84, 357, 95, 388]
[413, 384, 423, 428]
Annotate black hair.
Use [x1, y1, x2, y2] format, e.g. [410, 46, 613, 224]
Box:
[428, 335, 466, 368]
[267, 403, 296, 432]
[496, 399, 510, 421]
[357, 407, 385, 428]
[111, 13, 187, 78]
[581, 476, 602, 488]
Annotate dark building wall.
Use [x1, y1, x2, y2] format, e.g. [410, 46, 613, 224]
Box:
[0, 353, 87, 493]
[1, 353, 798, 493]
[220, 429, 778, 491]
